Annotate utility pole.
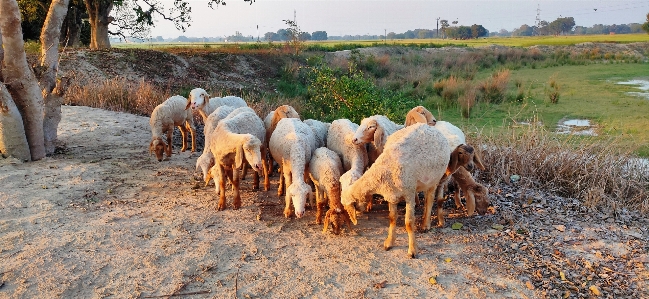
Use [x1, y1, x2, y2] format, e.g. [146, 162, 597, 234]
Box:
[294, 9, 296, 23]
[384, 29, 386, 42]
[436, 17, 440, 38]
[534, 4, 541, 35]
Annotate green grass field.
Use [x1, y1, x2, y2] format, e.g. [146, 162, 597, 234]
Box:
[113, 33, 649, 50]
[434, 62, 649, 155]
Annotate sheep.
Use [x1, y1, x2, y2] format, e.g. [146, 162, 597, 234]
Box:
[308, 147, 351, 234]
[208, 111, 267, 210]
[304, 119, 330, 149]
[186, 87, 247, 121]
[327, 119, 368, 173]
[269, 118, 316, 218]
[404, 105, 437, 126]
[449, 166, 490, 216]
[264, 105, 300, 193]
[341, 123, 450, 258]
[352, 115, 404, 161]
[195, 105, 236, 186]
[149, 95, 196, 162]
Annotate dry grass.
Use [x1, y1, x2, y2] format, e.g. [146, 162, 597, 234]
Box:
[478, 69, 510, 104]
[458, 88, 477, 118]
[471, 122, 649, 212]
[65, 78, 170, 117]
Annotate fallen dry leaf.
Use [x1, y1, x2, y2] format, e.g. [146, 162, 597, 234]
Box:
[374, 280, 387, 289]
[525, 281, 535, 290]
[553, 225, 566, 232]
[428, 276, 437, 285]
[589, 285, 601, 296]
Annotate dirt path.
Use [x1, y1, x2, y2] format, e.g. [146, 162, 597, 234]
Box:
[1, 106, 647, 298]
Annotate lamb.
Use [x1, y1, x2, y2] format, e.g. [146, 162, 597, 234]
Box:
[341, 123, 450, 258]
[186, 87, 247, 121]
[352, 115, 404, 160]
[449, 166, 490, 216]
[195, 105, 236, 186]
[308, 147, 351, 234]
[208, 111, 267, 210]
[304, 119, 330, 149]
[404, 105, 437, 126]
[269, 118, 316, 218]
[149, 95, 196, 162]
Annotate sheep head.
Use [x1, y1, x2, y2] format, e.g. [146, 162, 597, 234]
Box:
[405, 106, 437, 127]
[323, 207, 351, 235]
[287, 182, 312, 218]
[473, 185, 490, 215]
[150, 137, 167, 162]
[187, 88, 210, 110]
[237, 136, 263, 172]
[195, 153, 215, 186]
[447, 144, 475, 175]
[352, 118, 381, 147]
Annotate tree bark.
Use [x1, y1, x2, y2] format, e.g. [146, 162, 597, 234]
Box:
[0, 0, 46, 161]
[61, 6, 81, 47]
[0, 26, 30, 161]
[85, 0, 113, 50]
[40, 0, 70, 155]
[0, 84, 31, 161]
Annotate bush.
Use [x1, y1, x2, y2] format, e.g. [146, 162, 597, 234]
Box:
[478, 69, 510, 104]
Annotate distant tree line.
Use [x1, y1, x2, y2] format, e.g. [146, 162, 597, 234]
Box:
[491, 16, 646, 37]
[263, 30, 328, 41]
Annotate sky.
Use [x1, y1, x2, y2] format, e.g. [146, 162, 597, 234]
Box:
[143, 0, 649, 38]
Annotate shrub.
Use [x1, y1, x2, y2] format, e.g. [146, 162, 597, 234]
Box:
[478, 69, 510, 104]
[458, 88, 477, 118]
[547, 75, 560, 104]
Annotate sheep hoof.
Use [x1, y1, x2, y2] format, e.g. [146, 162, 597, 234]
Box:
[408, 252, 417, 259]
[383, 245, 392, 251]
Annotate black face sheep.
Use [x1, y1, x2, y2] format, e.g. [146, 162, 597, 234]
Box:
[149, 95, 196, 162]
[342, 123, 450, 258]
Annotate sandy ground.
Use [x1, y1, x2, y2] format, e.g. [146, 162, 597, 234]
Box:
[1, 106, 648, 298]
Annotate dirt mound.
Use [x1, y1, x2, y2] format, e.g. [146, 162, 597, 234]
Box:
[56, 48, 287, 93]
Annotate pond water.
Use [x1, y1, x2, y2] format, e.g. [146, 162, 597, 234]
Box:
[556, 119, 597, 136]
[617, 80, 649, 100]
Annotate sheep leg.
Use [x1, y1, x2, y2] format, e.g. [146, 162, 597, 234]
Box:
[178, 125, 188, 152]
[435, 184, 446, 228]
[421, 188, 435, 232]
[465, 187, 476, 217]
[453, 190, 465, 211]
[187, 121, 196, 152]
[384, 202, 397, 251]
[232, 166, 242, 210]
[252, 166, 260, 190]
[277, 165, 285, 197]
[165, 129, 173, 158]
[283, 169, 292, 218]
[322, 209, 331, 233]
[217, 166, 228, 211]
[405, 199, 418, 258]
[261, 147, 270, 191]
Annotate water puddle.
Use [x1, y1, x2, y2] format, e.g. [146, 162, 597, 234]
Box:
[556, 119, 597, 136]
[617, 80, 649, 100]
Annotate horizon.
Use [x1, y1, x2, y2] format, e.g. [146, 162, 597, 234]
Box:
[139, 0, 649, 39]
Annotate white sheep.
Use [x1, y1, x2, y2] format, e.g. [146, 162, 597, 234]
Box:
[304, 119, 330, 149]
[186, 87, 247, 121]
[341, 123, 450, 258]
[149, 95, 196, 162]
[326, 119, 368, 174]
[404, 105, 437, 126]
[352, 115, 404, 162]
[195, 105, 236, 186]
[265, 105, 300, 195]
[269, 118, 316, 218]
[308, 147, 351, 234]
[208, 111, 267, 210]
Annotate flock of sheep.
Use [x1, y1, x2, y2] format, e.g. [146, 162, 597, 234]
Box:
[149, 88, 490, 258]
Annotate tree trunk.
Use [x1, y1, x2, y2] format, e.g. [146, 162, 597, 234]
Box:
[61, 6, 81, 47]
[0, 26, 30, 161]
[85, 0, 113, 50]
[40, 0, 70, 155]
[0, 0, 46, 161]
[0, 84, 31, 161]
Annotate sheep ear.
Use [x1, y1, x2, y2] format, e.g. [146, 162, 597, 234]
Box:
[405, 111, 427, 126]
[448, 149, 460, 174]
[373, 126, 385, 153]
[149, 140, 154, 155]
[185, 97, 191, 110]
[203, 92, 210, 103]
[473, 150, 486, 171]
[235, 144, 244, 169]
